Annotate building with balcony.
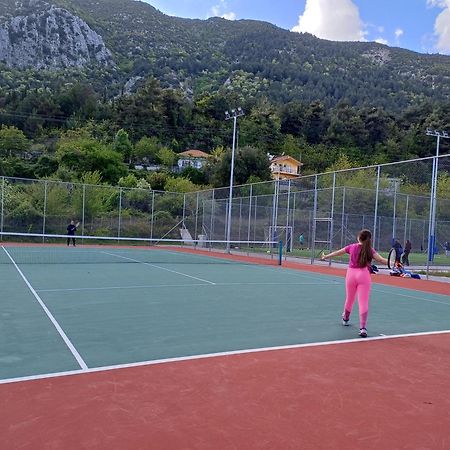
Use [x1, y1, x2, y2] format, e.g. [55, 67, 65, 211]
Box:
[270, 155, 302, 180]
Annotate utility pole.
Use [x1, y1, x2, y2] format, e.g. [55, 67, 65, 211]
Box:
[225, 108, 244, 253]
[425, 128, 449, 274]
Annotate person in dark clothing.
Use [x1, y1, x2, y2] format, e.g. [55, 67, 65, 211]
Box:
[392, 239, 403, 263]
[67, 220, 80, 246]
[402, 239, 412, 266]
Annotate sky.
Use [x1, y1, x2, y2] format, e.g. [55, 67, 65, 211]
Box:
[148, 0, 450, 55]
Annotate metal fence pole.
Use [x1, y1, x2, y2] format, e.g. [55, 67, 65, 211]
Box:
[311, 175, 318, 264]
[253, 196, 258, 242]
[285, 180, 291, 254]
[150, 191, 155, 240]
[1, 177, 4, 240]
[118, 187, 123, 238]
[194, 192, 199, 241]
[42, 180, 48, 241]
[392, 180, 398, 241]
[341, 186, 346, 248]
[238, 197, 243, 241]
[271, 180, 279, 246]
[373, 166, 381, 248]
[426, 156, 438, 278]
[247, 184, 253, 243]
[403, 194, 409, 245]
[210, 189, 215, 240]
[292, 191, 297, 244]
[182, 193, 186, 227]
[328, 173, 336, 265]
[82, 184, 86, 241]
[224, 199, 229, 239]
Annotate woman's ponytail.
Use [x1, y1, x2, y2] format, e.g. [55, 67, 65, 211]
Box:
[358, 229, 373, 267]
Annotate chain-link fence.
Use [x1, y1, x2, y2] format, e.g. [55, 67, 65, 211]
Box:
[1, 155, 449, 274]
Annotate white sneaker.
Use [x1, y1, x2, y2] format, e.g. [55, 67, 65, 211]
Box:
[359, 328, 368, 338]
[342, 318, 350, 326]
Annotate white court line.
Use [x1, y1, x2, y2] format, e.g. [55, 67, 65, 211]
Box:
[101, 251, 216, 285]
[1, 329, 450, 385]
[1, 246, 88, 370]
[36, 281, 336, 293]
[373, 286, 450, 306]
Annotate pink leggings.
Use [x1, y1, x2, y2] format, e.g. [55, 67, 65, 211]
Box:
[343, 267, 372, 329]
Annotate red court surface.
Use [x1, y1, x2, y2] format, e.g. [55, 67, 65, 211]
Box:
[2, 333, 450, 450]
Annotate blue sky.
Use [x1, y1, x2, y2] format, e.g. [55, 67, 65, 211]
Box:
[147, 0, 450, 55]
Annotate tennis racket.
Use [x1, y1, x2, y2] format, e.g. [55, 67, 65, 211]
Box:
[387, 248, 396, 269]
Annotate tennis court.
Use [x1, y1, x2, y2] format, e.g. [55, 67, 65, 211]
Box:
[1, 241, 450, 449]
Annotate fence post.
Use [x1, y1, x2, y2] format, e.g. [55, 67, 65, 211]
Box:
[42, 180, 48, 241]
[210, 189, 215, 240]
[247, 184, 253, 243]
[253, 195, 258, 242]
[285, 179, 291, 254]
[82, 184, 86, 241]
[311, 174, 318, 264]
[340, 186, 346, 248]
[373, 166, 381, 248]
[1, 177, 4, 240]
[182, 193, 186, 228]
[403, 194, 409, 245]
[328, 172, 336, 265]
[238, 197, 243, 242]
[118, 187, 123, 239]
[150, 190, 155, 240]
[194, 192, 199, 241]
[426, 156, 438, 278]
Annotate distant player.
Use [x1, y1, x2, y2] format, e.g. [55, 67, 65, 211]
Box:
[67, 220, 80, 246]
[321, 229, 388, 338]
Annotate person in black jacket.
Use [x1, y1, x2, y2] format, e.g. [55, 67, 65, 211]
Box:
[67, 220, 80, 246]
[392, 239, 403, 263]
[402, 239, 412, 266]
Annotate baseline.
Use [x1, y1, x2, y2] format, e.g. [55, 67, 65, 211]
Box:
[1, 329, 449, 385]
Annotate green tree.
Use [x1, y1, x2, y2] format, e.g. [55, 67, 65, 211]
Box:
[211, 145, 271, 187]
[0, 125, 29, 157]
[134, 136, 161, 163]
[157, 147, 177, 168]
[114, 129, 133, 164]
[164, 176, 197, 193]
[56, 137, 127, 184]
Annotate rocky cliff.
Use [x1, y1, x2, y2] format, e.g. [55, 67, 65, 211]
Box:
[0, 0, 113, 69]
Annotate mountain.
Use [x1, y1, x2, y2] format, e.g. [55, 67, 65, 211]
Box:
[0, 0, 449, 111]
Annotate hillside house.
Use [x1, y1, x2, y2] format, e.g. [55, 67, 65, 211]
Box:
[270, 155, 302, 180]
[177, 149, 210, 171]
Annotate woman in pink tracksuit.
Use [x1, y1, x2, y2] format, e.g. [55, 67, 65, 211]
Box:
[321, 229, 388, 338]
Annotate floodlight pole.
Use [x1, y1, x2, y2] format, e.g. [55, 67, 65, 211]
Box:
[225, 108, 244, 253]
[425, 129, 449, 275]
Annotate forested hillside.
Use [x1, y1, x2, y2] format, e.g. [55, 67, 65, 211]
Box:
[0, 0, 449, 191]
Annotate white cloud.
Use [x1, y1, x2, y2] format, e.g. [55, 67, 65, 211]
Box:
[375, 37, 389, 45]
[209, 1, 236, 21]
[222, 12, 236, 20]
[427, 0, 448, 7]
[395, 28, 404, 38]
[431, 0, 450, 52]
[292, 0, 365, 41]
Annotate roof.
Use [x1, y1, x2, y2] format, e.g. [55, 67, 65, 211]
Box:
[270, 155, 303, 165]
[178, 150, 210, 158]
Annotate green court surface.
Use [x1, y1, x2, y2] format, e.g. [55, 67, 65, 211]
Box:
[1, 245, 449, 381]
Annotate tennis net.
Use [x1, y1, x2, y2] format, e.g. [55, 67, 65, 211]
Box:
[0, 232, 282, 265]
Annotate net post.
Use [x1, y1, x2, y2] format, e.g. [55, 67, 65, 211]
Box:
[278, 240, 283, 266]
